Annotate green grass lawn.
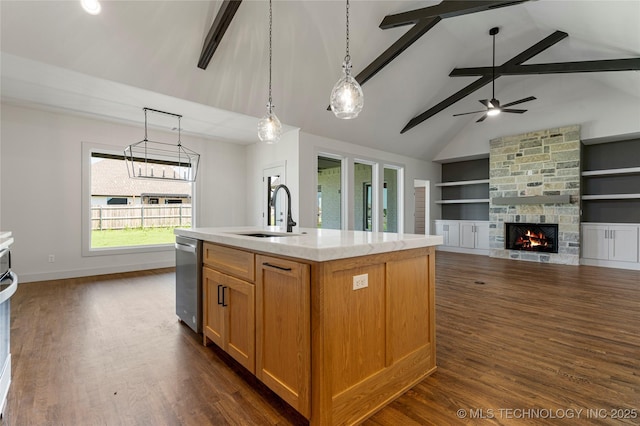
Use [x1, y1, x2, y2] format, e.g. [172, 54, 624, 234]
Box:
[91, 227, 183, 248]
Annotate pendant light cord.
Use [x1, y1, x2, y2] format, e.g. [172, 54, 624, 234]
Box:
[344, 0, 350, 63]
[268, 0, 273, 114]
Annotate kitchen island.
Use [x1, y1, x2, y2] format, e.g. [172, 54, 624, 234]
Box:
[175, 227, 442, 425]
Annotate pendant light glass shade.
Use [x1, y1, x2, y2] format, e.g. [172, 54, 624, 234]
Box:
[258, 0, 282, 143]
[257, 103, 282, 144]
[330, 0, 363, 119]
[330, 59, 363, 119]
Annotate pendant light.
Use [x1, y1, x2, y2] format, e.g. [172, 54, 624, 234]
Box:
[330, 0, 363, 119]
[257, 0, 282, 144]
[124, 108, 200, 182]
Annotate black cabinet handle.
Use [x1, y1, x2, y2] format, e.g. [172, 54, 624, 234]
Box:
[217, 284, 223, 305]
[221, 286, 228, 307]
[262, 262, 292, 271]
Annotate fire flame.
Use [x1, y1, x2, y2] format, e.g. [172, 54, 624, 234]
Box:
[515, 229, 549, 248]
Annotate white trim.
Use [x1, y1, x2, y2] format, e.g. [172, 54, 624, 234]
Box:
[19, 260, 174, 283]
[580, 258, 640, 271]
[436, 246, 490, 256]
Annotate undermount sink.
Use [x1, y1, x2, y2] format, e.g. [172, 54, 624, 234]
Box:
[228, 231, 302, 238]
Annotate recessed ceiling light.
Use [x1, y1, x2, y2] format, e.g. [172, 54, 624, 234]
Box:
[81, 0, 101, 15]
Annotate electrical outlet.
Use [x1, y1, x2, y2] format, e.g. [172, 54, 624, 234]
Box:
[353, 273, 368, 290]
[48, 254, 55, 263]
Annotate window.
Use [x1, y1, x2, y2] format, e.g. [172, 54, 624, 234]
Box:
[83, 144, 193, 255]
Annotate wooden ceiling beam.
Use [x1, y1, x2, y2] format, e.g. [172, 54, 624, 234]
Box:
[380, 0, 528, 29]
[401, 30, 569, 134]
[198, 0, 242, 70]
[451, 58, 640, 76]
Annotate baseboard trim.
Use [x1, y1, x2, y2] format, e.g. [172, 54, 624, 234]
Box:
[19, 260, 175, 283]
[436, 246, 490, 256]
[580, 258, 640, 271]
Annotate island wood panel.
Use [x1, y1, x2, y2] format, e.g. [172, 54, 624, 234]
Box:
[203, 242, 255, 281]
[312, 247, 436, 425]
[386, 253, 433, 364]
[202, 266, 255, 374]
[256, 255, 311, 419]
[325, 262, 386, 394]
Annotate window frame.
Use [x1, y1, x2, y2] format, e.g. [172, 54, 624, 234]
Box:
[81, 142, 195, 257]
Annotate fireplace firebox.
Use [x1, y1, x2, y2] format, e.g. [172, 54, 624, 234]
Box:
[505, 223, 559, 253]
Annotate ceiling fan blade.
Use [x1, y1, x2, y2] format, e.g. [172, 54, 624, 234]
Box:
[501, 96, 536, 108]
[476, 114, 488, 123]
[479, 99, 490, 107]
[502, 108, 527, 114]
[453, 110, 487, 117]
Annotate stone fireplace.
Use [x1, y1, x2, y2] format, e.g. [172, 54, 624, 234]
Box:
[489, 125, 580, 265]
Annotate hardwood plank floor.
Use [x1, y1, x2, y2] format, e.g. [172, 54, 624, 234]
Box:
[3, 253, 639, 425]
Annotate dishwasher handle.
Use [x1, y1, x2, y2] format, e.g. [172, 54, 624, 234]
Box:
[175, 242, 197, 253]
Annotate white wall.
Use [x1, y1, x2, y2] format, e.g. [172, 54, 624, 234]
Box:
[0, 103, 246, 282]
[434, 75, 640, 162]
[298, 132, 440, 234]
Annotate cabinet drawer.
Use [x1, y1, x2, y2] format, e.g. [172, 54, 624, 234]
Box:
[203, 243, 255, 282]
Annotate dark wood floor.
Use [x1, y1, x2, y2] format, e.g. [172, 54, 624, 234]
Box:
[3, 252, 639, 425]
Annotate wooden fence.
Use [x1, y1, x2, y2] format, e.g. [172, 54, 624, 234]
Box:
[91, 204, 192, 230]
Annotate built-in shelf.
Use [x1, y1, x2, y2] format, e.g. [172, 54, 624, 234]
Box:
[581, 167, 640, 177]
[436, 199, 490, 204]
[435, 179, 490, 187]
[582, 194, 640, 200]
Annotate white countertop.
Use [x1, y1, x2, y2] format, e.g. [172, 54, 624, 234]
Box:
[0, 231, 13, 251]
[175, 227, 443, 262]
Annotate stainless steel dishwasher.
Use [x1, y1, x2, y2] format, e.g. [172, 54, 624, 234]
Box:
[175, 236, 202, 333]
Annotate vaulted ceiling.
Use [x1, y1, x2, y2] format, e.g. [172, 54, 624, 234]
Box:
[1, 0, 639, 161]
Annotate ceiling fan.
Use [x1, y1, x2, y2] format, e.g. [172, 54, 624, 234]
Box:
[453, 27, 536, 122]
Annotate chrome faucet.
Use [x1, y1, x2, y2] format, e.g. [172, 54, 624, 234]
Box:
[270, 184, 297, 232]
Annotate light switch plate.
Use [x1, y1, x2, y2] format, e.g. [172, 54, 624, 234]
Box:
[353, 273, 368, 290]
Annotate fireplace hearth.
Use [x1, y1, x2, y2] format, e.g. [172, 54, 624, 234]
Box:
[505, 223, 559, 253]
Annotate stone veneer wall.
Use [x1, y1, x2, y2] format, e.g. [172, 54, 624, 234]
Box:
[489, 125, 581, 265]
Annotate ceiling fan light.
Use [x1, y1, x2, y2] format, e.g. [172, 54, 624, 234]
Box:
[257, 105, 282, 144]
[330, 61, 364, 119]
[487, 108, 501, 116]
[81, 0, 101, 15]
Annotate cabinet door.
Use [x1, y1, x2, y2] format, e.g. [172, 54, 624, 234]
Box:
[203, 267, 255, 373]
[203, 267, 225, 348]
[474, 222, 491, 250]
[609, 225, 639, 263]
[224, 274, 255, 373]
[256, 255, 310, 418]
[582, 225, 609, 260]
[459, 222, 476, 248]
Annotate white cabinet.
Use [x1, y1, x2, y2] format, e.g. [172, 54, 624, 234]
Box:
[435, 220, 489, 255]
[581, 223, 639, 268]
[460, 221, 490, 250]
[434, 220, 460, 247]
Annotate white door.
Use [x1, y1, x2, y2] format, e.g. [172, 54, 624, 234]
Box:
[263, 164, 285, 228]
[460, 222, 476, 248]
[609, 225, 639, 262]
[475, 222, 491, 250]
[581, 224, 608, 260]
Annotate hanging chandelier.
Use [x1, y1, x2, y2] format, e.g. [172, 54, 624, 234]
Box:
[330, 0, 363, 119]
[257, 0, 282, 144]
[124, 108, 200, 182]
